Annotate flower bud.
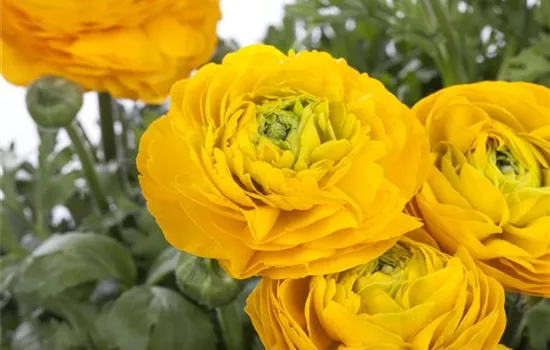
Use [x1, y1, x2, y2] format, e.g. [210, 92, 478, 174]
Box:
[175, 252, 243, 308]
[26, 76, 83, 129]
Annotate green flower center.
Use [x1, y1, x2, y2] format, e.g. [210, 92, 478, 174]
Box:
[328, 243, 414, 299]
[490, 147, 520, 176]
[257, 107, 300, 143]
[255, 96, 314, 151]
[374, 243, 412, 276]
[483, 137, 541, 192]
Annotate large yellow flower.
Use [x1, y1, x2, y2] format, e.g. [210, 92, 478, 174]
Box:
[0, 0, 220, 102]
[411, 81, 550, 296]
[245, 237, 507, 350]
[137, 45, 430, 279]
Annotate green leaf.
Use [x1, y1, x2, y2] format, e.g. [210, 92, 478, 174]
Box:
[0, 255, 23, 302]
[146, 247, 179, 285]
[79, 210, 128, 234]
[44, 295, 107, 350]
[500, 33, 550, 83]
[524, 300, 550, 350]
[122, 208, 167, 260]
[43, 171, 81, 211]
[11, 321, 87, 350]
[14, 233, 137, 305]
[0, 209, 27, 255]
[106, 286, 216, 350]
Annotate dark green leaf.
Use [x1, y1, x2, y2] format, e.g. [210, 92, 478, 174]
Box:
[11, 321, 87, 350]
[0, 255, 23, 301]
[0, 209, 27, 255]
[524, 300, 550, 350]
[15, 233, 136, 305]
[44, 295, 107, 350]
[122, 209, 167, 260]
[500, 34, 550, 83]
[146, 247, 178, 285]
[106, 286, 216, 350]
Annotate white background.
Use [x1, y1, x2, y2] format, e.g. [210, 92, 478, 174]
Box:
[0, 0, 292, 159]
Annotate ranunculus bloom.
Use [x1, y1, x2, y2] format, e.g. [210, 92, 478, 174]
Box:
[0, 0, 220, 102]
[245, 237, 506, 349]
[411, 81, 550, 296]
[137, 45, 430, 279]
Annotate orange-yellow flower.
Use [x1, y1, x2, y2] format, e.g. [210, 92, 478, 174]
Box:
[137, 45, 430, 279]
[245, 237, 507, 350]
[0, 0, 220, 102]
[411, 81, 550, 296]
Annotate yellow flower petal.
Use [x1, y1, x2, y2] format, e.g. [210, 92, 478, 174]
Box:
[412, 81, 550, 296]
[138, 44, 430, 279]
[1, 0, 220, 101]
[246, 239, 506, 350]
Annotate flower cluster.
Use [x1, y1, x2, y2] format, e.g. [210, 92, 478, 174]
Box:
[137, 44, 549, 349]
[5, 2, 548, 344]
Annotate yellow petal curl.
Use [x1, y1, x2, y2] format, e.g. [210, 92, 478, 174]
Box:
[412, 81, 550, 296]
[137, 45, 431, 279]
[245, 237, 507, 350]
[0, 0, 220, 102]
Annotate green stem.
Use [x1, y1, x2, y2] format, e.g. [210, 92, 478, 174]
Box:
[496, 37, 518, 80]
[501, 293, 531, 348]
[65, 123, 110, 213]
[502, 306, 524, 347]
[216, 302, 245, 350]
[98, 93, 118, 162]
[423, 0, 468, 85]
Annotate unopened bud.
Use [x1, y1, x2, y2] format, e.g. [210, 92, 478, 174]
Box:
[175, 253, 243, 308]
[26, 76, 83, 129]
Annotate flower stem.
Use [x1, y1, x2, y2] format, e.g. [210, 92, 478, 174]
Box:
[501, 293, 540, 348]
[65, 123, 110, 213]
[98, 92, 118, 162]
[215, 301, 245, 350]
[422, 0, 468, 85]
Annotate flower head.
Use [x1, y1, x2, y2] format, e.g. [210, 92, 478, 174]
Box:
[412, 81, 550, 296]
[137, 45, 430, 279]
[0, 0, 220, 102]
[245, 237, 506, 349]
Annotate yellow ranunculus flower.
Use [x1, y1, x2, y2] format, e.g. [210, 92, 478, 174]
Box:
[137, 45, 430, 279]
[0, 0, 220, 102]
[411, 81, 550, 296]
[245, 237, 506, 350]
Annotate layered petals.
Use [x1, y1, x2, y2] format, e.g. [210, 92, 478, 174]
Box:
[0, 0, 220, 102]
[245, 237, 507, 350]
[412, 81, 550, 296]
[137, 45, 430, 279]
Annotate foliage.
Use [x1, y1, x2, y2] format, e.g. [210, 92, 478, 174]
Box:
[263, 0, 549, 106]
[1, 1, 549, 349]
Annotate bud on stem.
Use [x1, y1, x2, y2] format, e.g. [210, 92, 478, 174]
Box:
[26, 76, 83, 129]
[175, 253, 243, 308]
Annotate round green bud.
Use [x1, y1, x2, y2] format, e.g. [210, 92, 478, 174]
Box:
[175, 252, 244, 308]
[26, 76, 83, 129]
